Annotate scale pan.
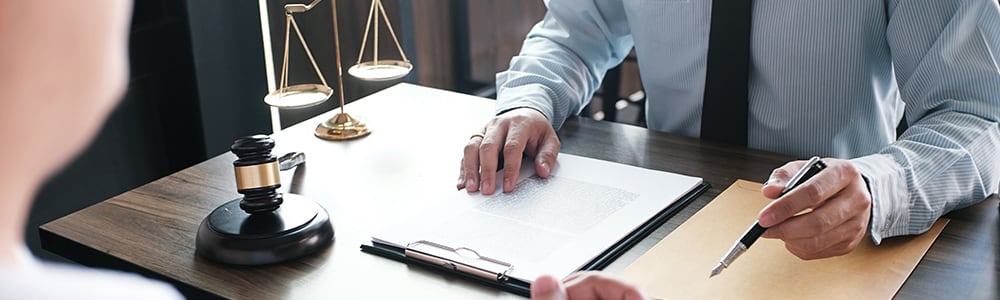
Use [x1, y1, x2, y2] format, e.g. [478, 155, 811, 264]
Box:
[348, 60, 412, 81]
[263, 84, 332, 109]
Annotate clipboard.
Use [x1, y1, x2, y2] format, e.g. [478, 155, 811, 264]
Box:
[361, 181, 709, 296]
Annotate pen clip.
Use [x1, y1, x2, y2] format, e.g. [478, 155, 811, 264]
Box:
[781, 156, 826, 195]
[404, 240, 514, 281]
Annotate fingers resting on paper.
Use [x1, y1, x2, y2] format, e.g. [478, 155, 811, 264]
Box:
[457, 108, 560, 195]
[759, 158, 872, 260]
[531, 273, 649, 300]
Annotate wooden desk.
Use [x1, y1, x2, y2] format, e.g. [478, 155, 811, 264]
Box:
[40, 84, 998, 299]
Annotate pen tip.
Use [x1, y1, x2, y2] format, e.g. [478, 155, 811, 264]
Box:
[709, 263, 724, 278]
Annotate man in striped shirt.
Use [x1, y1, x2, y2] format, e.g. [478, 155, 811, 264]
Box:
[457, 1, 1000, 298]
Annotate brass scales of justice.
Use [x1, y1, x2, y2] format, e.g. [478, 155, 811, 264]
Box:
[263, 0, 412, 140]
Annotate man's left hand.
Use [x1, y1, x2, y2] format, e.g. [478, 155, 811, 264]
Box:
[758, 158, 872, 260]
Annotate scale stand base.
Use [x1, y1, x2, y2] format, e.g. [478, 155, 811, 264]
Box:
[315, 112, 372, 141]
[195, 194, 334, 265]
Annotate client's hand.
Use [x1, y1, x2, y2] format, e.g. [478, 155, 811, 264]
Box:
[759, 158, 872, 260]
[531, 272, 648, 300]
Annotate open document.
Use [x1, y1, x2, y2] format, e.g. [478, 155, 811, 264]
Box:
[366, 153, 704, 291]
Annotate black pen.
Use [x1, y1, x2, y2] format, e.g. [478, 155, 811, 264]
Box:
[709, 156, 827, 278]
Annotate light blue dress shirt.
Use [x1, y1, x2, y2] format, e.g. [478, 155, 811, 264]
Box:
[495, 0, 1000, 243]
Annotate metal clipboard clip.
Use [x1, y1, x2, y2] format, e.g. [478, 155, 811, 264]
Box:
[404, 240, 514, 281]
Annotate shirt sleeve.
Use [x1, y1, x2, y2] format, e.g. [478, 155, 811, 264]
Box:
[494, 0, 634, 129]
[852, 0, 1000, 244]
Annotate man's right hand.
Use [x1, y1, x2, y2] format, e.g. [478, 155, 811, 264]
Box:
[457, 107, 561, 195]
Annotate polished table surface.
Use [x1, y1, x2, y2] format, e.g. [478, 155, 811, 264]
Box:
[41, 84, 998, 299]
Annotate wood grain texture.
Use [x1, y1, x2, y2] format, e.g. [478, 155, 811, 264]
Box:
[410, 1, 454, 89]
[40, 84, 998, 299]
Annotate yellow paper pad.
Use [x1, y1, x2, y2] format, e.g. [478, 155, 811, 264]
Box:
[620, 180, 947, 300]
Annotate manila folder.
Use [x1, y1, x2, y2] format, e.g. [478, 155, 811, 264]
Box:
[620, 180, 947, 299]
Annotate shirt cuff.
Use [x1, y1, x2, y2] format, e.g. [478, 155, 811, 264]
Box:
[850, 154, 909, 245]
[495, 84, 564, 129]
[497, 106, 548, 120]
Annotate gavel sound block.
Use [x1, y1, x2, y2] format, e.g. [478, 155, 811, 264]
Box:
[196, 135, 333, 265]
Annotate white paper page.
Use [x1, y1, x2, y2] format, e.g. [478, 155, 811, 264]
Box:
[372, 153, 702, 282]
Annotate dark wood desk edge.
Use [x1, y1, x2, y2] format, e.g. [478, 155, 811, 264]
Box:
[558, 117, 792, 197]
[896, 194, 999, 299]
[38, 226, 224, 299]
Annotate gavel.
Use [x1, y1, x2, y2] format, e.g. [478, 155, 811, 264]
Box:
[195, 135, 333, 265]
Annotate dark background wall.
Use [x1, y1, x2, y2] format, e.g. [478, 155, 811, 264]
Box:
[27, 0, 270, 261]
[186, 1, 272, 154]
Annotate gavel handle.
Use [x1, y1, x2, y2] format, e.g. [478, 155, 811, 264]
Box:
[278, 152, 306, 171]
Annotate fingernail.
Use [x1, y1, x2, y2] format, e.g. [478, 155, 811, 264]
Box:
[503, 178, 512, 192]
[466, 179, 475, 190]
[482, 180, 491, 192]
[540, 161, 550, 174]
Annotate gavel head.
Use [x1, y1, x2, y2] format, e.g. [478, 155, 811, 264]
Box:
[231, 135, 283, 214]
